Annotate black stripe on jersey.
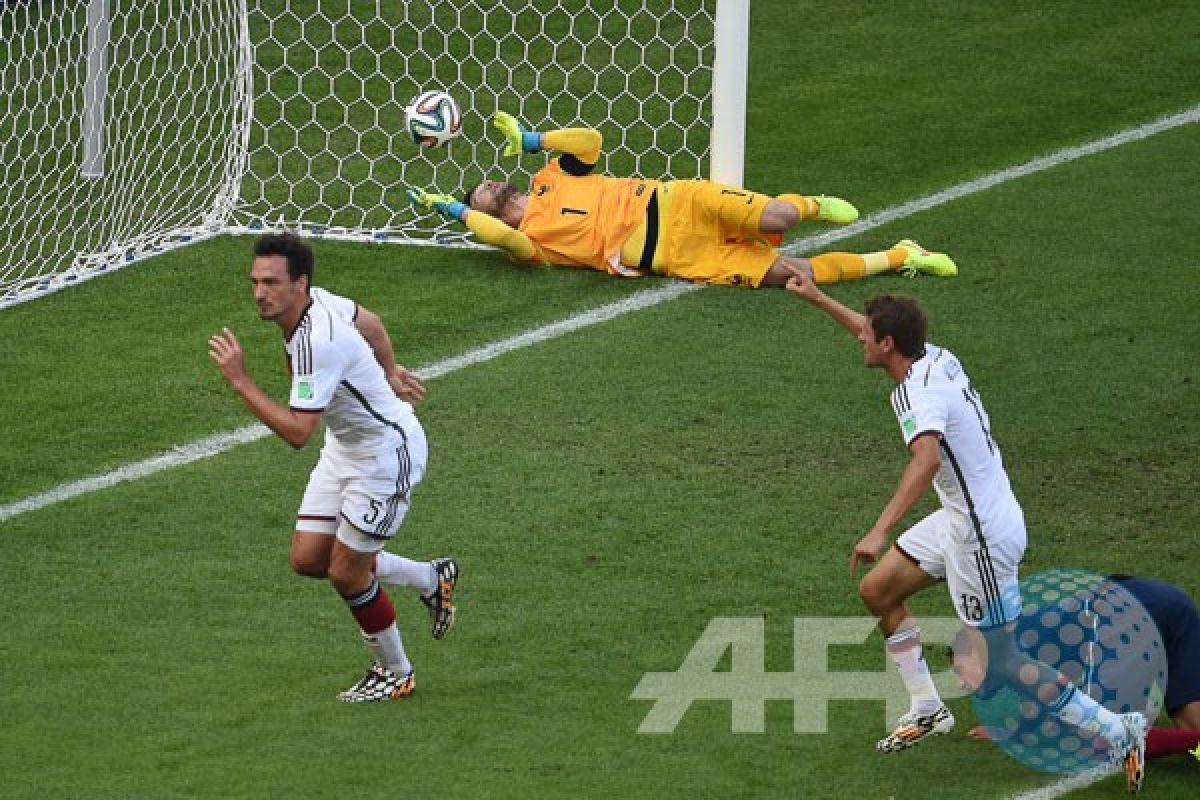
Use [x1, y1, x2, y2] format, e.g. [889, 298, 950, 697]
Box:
[924, 348, 944, 387]
[293, 314, 313, 375]
[310, 291, 340, 340]
[891, 383, 912, 417]
[339, 380, 410, 441]
[961, 388, 995, 455]
[940, 439, 1007, 625]
[938, 439, 984, 544]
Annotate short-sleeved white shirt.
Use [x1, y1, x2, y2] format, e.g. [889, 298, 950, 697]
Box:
[890, 344, 1021, 537]
[284, 287, 417, 451]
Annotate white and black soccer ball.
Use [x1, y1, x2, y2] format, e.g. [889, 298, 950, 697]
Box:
[404, 90, 462, 148]
[971, 569, 1167, 774]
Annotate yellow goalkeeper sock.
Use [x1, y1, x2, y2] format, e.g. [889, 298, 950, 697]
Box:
[777, 193, 821, 220]
[810, 252, 865, 283]
[810, 249, 906, 284]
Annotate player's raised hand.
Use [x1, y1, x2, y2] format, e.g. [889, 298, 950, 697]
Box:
[849, 528, 888, 576]
[208, 327, 248, 387]
[406, 187, 466, 221]
[493, 111, 528, 157]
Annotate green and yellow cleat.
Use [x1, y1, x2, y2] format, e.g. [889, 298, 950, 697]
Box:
[894, 239, 958, 278]
[814, 195, 859, 225]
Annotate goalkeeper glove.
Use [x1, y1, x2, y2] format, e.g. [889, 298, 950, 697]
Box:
[493, 111, 542, 158]
[407, 187, 466, 222]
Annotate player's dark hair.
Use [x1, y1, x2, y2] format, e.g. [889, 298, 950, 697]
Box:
[254, 232, 314, 283]
[864, 294, 927, 358]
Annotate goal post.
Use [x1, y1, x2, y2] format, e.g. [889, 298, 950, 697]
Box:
[710, 0, 749, 188]
[0, 0, 748, 310]
[81, 0, 109, 179]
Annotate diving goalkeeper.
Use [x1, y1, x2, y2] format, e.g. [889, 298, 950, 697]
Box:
[408, 112, 958, 288]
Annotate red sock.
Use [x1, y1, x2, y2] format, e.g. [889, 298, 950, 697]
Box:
[342, 579, 396, 634]
[1145, 726, 1200, 760]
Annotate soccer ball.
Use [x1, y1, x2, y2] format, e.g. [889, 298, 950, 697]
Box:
[970, 569, 1167, 774]
[404, 90, 462, 148]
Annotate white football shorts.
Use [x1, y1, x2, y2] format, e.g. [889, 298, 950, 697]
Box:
[295, 423, 428, 554]
[896, 506, 1026, 628]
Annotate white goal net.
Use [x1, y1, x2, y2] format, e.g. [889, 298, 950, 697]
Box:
[1, 0, 742, 309]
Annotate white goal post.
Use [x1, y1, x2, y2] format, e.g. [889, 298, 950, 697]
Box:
[0, 0, 749, 310]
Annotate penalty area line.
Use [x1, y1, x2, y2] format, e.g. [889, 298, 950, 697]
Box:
[2, 102, 1198, 525]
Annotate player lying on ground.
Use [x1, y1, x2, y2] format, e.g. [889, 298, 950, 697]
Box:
[408, 112, 957, 288]
[958, 575, 1200, 763]
[785, 270, 1148, 793]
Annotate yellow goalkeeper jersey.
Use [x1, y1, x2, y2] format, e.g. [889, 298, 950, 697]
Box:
[518, 154, 659, 273]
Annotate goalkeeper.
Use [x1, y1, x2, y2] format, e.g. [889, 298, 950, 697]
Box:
[408, 112, 958, 288]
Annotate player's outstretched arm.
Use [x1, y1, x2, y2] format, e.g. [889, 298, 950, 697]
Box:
[407, 187, 467, 223]
[493, 111, 602, 164]
[408, 186, 543, 263]
[785, 264, 867, 338]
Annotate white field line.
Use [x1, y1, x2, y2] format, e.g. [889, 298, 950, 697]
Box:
[2, 103, 1197, 527]
[788, 103, 1200, 255]
[0, 282, 697, 523]
[1005, 763, 1118, 800]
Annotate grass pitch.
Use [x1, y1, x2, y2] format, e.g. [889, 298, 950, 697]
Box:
[2, 2, 1199, 798]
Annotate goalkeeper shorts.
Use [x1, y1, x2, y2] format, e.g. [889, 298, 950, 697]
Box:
[656, 179, 778, 288]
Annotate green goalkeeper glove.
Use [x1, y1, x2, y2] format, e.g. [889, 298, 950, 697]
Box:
[407, 187, 466, 222]
[493, 111, 542, 158]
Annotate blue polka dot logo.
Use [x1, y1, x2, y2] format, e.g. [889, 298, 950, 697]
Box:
[966, 568, 1167, 773]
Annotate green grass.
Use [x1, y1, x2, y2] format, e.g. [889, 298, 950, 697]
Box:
[2, 2, 1200, 798]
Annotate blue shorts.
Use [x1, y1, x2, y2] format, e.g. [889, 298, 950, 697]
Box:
[1114, 576, 1200, 716]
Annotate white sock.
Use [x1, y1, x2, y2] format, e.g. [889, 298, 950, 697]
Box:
[886, 626, 943, 715]
[375, 552, 437, 592]
[1051, 685, 1126, 743]
[361, 624, 412, 675]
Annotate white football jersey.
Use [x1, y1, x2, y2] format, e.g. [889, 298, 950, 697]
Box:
[890, 344, 1021, 535]
[284, 287, 417, 449]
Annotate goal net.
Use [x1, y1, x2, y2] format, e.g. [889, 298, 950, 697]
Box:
[1, 0, 740, 310]
[0, 0, 249, 308]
